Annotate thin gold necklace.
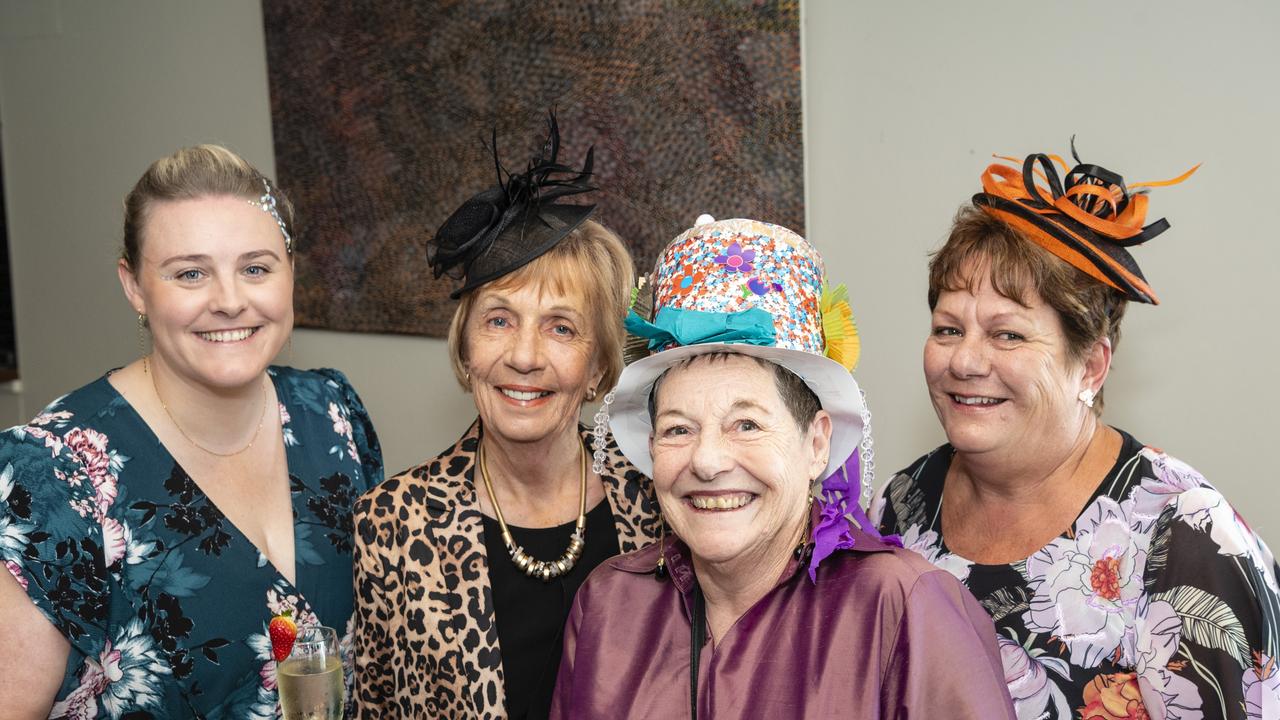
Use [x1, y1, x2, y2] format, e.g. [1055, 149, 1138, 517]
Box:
[478, 438, 587, 581]
[144, 355, 269, 458]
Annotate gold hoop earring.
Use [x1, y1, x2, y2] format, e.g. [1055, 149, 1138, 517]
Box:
[586, 386, 598, 401]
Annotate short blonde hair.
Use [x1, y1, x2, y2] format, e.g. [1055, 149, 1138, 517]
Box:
[447, 219, 635, 396]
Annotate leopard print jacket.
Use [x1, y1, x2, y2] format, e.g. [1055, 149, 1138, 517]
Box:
[352, 420, 660, 719]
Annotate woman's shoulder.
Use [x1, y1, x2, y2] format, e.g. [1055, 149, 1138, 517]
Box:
[355, 420, 480, 520]
[0, 374, 129, 462]
[1111, 432, 1228, 517]
[890, 444, 953, 488]
[19, 373, 122, 423]
[1119, 438, 1271, 554]
[824, 542, 963, 597]
[270, 365, 361, 403]
[871, 444, 951, 532]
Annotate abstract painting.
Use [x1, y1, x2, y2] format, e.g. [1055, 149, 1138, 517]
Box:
[264, 0, 802, 336]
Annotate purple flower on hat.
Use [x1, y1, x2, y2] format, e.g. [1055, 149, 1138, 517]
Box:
[714, 242, 755, 274]
[746, 277, 784, 296]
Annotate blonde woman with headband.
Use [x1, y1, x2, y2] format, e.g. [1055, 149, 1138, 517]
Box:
[0, 145, 382, 717]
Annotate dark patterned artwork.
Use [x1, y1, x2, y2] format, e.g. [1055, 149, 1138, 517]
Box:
[263, 1, 802, 336]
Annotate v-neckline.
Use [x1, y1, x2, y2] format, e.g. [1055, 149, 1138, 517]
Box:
[100, 369, 304, 593]
[930, 429, 1143, 569]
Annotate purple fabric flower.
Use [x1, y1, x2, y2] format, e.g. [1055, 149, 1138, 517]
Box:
[746, 277, 784, 296]
[714, 242, 756, 274]
[808, 451, 902, 582]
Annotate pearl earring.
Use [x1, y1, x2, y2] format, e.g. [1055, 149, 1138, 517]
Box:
[1078, 389, 1095, 408]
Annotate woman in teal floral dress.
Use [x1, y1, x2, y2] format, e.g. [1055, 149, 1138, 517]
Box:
[872, 151, 1279, 719]
[0, 145, 382, 718]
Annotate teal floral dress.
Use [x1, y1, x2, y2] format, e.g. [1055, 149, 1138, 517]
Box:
[0, 366, 382, 719]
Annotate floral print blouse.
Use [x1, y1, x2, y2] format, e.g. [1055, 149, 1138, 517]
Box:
[872, 430, 1280, 720]
[0, 367, 382, 719]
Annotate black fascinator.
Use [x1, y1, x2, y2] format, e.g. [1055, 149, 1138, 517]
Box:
[428, 113, 597, 299]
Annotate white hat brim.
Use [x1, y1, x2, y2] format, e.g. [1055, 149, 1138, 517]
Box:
[608, 343, 865, 479]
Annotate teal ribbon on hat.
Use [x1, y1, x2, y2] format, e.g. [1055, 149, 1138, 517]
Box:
[624, 306, 776, 351]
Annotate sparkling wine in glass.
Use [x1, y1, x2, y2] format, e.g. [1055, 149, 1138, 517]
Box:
[277, 625, 344, 720]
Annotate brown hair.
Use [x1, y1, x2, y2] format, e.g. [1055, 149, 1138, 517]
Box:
[647, 352, 822, 431]
[122, 144, 295, 272]
[928, 206, 1127, 412]
[447, 219, 635, 396]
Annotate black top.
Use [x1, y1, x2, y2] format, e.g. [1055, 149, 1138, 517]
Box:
[484, 496, 620, 720]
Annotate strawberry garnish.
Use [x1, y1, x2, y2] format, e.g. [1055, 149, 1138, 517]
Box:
[269, 610, 297, 662]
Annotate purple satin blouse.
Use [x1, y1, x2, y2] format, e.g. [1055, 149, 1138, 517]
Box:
[551, 523, 1015, 719]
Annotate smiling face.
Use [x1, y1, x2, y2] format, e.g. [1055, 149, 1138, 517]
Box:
[119, 194, 293, 390]
[649, 354, 830, 571]
[463, 280, 603, 447]
[924, 263, 1104, 464]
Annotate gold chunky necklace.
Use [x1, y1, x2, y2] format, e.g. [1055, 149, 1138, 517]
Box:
[478, 439, 587, 581]
[144, 355, 269, 457]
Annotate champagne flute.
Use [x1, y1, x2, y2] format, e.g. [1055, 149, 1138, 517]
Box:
[277, 625, 344, 720]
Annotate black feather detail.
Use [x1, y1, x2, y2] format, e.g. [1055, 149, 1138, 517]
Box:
[427, 111, 597, 293]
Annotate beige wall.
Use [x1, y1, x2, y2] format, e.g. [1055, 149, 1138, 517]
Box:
[0, 0, 1275, 544]
[804, 0, 1280, 545]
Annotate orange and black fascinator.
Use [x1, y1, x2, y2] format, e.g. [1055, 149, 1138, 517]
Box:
[972, 142, 1198, 304]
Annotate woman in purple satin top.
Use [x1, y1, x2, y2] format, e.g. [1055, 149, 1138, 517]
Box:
[550, 217, 1015, 719]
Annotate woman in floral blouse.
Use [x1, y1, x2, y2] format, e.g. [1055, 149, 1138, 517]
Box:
[872, 150, 1280, 719]
[0, 145, 382, 718]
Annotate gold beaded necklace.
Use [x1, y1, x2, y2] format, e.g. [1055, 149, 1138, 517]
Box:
[478, 439, 587, 581]
[144, 355, 269, 457]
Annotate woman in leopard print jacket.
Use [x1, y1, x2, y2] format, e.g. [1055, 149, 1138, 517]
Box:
[352, 117, 660, 719]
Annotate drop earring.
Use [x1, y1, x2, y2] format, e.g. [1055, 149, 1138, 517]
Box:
[653, 523, 667, 580]
[1078, 388, 1095, 408]
[137, 313, 149, 365]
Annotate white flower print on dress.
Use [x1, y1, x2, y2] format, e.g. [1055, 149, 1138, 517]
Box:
[100, 516, 153, 572]
[49, 618, 172, 719]
[102, 517, 127, 568]
[1131, 451, 1280, 595]
[0, 464, 35, 566]
[1243, 652, 1280, 720]
[1133, 598, 1203, 720]
[1026, 496, 1149, 668]
[997, 634, 1072, 719]
[899, 524, 973, 583]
